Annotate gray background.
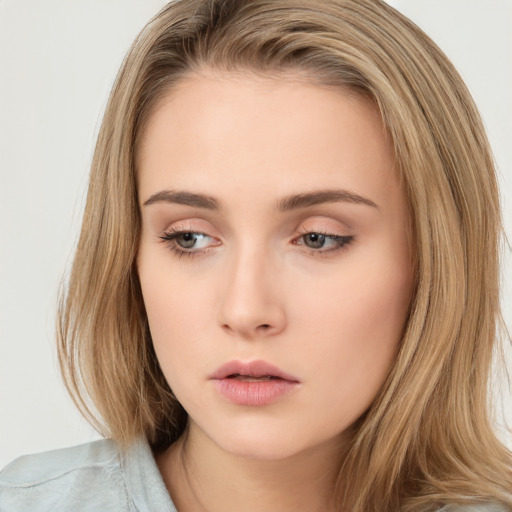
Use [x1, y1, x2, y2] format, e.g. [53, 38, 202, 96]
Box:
[1, 0, 511, 466]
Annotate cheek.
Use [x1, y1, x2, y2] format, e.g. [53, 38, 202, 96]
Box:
[293, 252, 411, 417]
[141, 284, 210, 409]
[137, 247, 210, 384]
[143, 283, 207, 365]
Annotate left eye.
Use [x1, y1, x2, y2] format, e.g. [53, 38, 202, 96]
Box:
[295, 232, 353, 251]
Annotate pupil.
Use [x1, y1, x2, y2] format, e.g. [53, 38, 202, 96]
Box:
[179, 233, 196, 249]
[306, 233, 325, 248]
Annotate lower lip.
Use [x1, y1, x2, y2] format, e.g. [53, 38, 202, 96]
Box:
[213, 378, 299, 406]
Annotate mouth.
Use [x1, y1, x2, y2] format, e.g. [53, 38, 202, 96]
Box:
[226, 374, 281, 382]
[209, 360, 300, 383]
[210, 360, 301, 406]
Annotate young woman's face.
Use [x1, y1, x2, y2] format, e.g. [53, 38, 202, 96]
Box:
[137, 70, 413, 460]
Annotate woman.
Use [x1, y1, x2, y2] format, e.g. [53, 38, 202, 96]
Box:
[1, 0, 511, 510]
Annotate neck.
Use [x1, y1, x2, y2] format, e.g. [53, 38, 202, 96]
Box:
[156, 422, 345, 512]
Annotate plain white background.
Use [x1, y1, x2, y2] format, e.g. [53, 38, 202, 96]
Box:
[1, 0, 511, 468]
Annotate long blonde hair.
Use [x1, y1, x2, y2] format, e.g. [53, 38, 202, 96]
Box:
[57, 0, 512, 510]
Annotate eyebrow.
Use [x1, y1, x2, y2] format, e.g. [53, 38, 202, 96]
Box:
[143, 190, 220, 209]
[143, 189, 378, 211]
[277, 189, 378, 211]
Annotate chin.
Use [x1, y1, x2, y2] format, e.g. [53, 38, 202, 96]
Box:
[220, 434, 307, 461]
[204, 418, 339, 462]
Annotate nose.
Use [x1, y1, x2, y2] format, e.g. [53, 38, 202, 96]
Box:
[216, 248, 287, 339]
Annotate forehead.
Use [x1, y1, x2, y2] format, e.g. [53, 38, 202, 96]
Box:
[136, 69, 400, 213]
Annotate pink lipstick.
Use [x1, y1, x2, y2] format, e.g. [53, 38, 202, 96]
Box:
[210, 360, 300, 406]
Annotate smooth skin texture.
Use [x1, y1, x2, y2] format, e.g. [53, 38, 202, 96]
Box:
[136, 70, 414, 512]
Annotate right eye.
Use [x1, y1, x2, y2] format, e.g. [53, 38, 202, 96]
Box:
[159, 230, 219, 258]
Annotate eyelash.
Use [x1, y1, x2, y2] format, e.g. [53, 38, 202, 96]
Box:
[293, 230, 354, 256]
[159, 230, 217, 259]
[158, 228, 354, 259]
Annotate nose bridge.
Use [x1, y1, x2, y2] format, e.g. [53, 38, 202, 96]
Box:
[216, 242, 286, 338]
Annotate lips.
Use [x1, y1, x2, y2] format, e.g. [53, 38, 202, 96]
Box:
[209, 360, 300, 382]
[210, 360, 300, 406]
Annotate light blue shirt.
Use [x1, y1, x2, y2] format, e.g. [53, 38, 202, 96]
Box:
[0, 438, 177, 511]
[0, 438, 509, 511]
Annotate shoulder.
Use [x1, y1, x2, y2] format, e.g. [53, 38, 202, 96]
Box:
[0, 439, 120, 485]
[0, 439, 130, 511]
[0, 438, 175, 512]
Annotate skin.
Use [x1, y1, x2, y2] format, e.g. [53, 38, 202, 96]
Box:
[136, 69, 414, 511]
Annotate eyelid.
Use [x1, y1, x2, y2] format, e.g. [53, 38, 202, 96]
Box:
[294, 221, 351, 244]
[162, 218, 217, 234]
[295, 215, 351, 233]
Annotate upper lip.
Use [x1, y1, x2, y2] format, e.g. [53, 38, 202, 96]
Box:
[209, 360, 300, 382]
